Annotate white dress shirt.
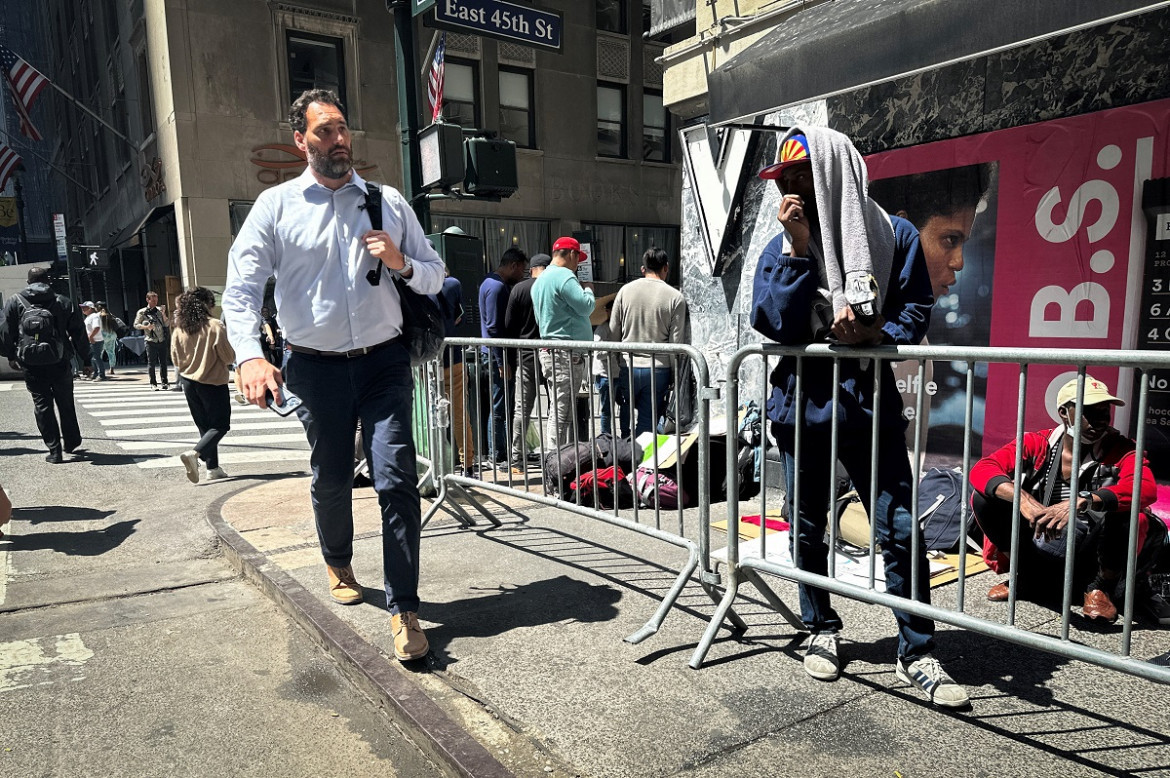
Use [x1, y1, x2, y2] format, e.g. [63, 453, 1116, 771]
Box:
[222, 168, 445, 363]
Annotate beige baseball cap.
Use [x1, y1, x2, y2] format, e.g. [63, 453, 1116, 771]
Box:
[1056, 375, 1124, 409]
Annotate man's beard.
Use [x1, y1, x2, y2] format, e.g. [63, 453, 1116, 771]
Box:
[306, 141, 352, 180]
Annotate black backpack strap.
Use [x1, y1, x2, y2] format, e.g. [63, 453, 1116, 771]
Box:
[364, 183, 385, 286]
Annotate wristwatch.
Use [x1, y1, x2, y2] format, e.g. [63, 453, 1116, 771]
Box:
[397, 256, 414, 277]
[1078, 490, 1095, 512]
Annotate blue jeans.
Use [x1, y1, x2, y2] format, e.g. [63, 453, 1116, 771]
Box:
[89, 342, 106, 378]
[478, 352, 509, 461]
[630, 367, 671, 437]
[285, 344, 421, 615]
[596, 370, 630, 438]
[777, 421, 935, 661]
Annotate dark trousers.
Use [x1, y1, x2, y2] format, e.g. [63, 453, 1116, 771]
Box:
[24, 361, 81, 455]
[88, 342, 106, 379]
[476, 352, 509, 461]
[145, 340, 169, 386]
[971, 492, 1145, 594]
[180, 377, 231, 469]
[285, 343, 422, 614]
[776, 420, 935, 661]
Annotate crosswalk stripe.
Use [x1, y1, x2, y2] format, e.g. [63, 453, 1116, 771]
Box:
[115, 434, 308, 451]
[107, 421, 304, 436]
[99, 412, 291, 426]
[90, 406, 271, 418]
[136, 449, 311, 469]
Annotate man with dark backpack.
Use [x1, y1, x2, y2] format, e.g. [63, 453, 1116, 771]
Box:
[1, 266, 93, 462]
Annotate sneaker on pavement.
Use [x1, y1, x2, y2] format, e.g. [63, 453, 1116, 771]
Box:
[391, 611, 430, 661]
[896, 655, 969, 708]
[179, 450, 200, 484]
[326, 565, 364, 605]
[206, 467, 229, 481]
[803, 632, 840, 681]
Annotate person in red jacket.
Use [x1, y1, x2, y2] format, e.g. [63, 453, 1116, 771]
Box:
[969, 375, 1162, 622]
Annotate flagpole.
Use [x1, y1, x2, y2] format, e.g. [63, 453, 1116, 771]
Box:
[45, 80, 137, 151]
[0, 126, 97, 195]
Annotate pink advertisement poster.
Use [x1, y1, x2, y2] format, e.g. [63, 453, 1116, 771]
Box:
[865, 98, 1170, 463]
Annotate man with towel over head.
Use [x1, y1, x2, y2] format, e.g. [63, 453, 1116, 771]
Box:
[750, 127, 968, 707]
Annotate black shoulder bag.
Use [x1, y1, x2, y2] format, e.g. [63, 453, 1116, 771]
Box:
[364, 183, 445, 366]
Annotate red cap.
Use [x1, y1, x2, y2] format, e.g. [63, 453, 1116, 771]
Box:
[552, 236, 587, 261]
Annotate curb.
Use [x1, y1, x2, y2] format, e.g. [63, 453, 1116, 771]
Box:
[206, 486, 515, 778]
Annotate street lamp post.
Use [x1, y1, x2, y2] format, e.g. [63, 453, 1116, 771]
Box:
[388, 0, 431, 231]
[13, 168, 28, 264]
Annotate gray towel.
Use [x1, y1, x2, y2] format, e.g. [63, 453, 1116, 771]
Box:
[779, 125, 895, 322]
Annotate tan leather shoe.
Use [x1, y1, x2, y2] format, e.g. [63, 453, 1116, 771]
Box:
[326, 565, 364, 605]
[987, 581, 1010, 602]
[1083, 588, 1118, 622]
[391, 611, 430, 661]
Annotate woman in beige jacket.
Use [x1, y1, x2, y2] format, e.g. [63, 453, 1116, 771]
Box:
[170, 287, 236, 483]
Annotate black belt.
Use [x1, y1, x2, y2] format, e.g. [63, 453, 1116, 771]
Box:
[287, 338, 397, 359]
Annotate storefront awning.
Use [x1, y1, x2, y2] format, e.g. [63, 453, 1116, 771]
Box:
[650, 0, 695, 37]
[106, 205, 170, 251]
[708, 0, 1170, 126]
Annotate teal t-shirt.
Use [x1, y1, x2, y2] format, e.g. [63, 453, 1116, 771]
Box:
[530, 265, 594, 342]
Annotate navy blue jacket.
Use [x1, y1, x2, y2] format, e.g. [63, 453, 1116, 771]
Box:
[750, 216, 932, 438]
[478, 271, 509, 360]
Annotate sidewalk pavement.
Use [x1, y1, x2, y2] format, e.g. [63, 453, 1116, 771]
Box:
[210, 471, 1170, 778]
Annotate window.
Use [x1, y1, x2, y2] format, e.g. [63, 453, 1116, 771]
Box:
[498, 68, 534, 149]
[443, 60, 479, 129]
[286, 31, 346, 107]
[582, 222, 680, 283]
[642, 90, 668, 162]
[597, 0, 627, 34]
[597, 84, 626, 158]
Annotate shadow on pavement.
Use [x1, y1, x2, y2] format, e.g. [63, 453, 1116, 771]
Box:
[12, 505, 117, 524]
[363, 575, 622, 662]
[7, 518, 140, 556]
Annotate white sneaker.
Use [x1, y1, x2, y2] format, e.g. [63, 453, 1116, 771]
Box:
[896, 655, 970, 708]
[179, 450, 200, 484]
[803, 633, 840, 681]
[206, 467, 229, 481]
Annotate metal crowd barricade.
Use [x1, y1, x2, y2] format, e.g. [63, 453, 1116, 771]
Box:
[420, 335, 725, 644]
[693, 342, 1170, 684]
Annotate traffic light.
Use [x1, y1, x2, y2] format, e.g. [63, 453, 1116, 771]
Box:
[417, 124, 518, 199]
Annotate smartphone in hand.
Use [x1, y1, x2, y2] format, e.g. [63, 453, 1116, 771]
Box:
[265, 388, 303, 417]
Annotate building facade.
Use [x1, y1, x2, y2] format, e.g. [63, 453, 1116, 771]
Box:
[655, 0, 1170, 467]
[35, 0, 684, 323]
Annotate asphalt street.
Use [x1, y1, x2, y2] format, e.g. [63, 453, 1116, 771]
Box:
[0, 369, 442, 778]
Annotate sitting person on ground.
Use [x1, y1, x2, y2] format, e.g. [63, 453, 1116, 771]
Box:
[969, 375, 1161, 623]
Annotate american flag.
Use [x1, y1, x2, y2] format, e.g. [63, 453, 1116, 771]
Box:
[427, 33, 446, 123]
[0, 47, 48, 141]
[0, 143, 21, 192]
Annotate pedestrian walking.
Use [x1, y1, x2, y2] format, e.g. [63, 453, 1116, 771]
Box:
[96, 301, 123, 374]
[0, 266, 93, 463]
[171, 287, 235, 484]
[222, 88, 445, 662]
[81, 301, 107, 381]
[134, 291, 171, 390]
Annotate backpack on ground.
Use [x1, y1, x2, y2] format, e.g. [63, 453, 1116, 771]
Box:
[918, 466, 983, 552]
[627, 466, 689, 510]
[570, 466, 635, 509]
[542, 441, 596, 499]
[16, 294, 65, 367]
[593, 432, 641, 473]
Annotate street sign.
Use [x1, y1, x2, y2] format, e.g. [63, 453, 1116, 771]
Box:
[430, 0, 563, 51]
[53, 213, 67, 262]
[412, 0, 437, 16]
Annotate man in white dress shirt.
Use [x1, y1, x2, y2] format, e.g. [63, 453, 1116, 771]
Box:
[222, 89, 445, 662]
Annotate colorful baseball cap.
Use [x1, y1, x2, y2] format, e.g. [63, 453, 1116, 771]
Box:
[82, 300, 95, 308]
[758, 133, 811, 180]
[552, 236, 587, 261]
[1056, 375, 1124, 409]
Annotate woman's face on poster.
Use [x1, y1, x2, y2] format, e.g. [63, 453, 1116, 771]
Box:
[917, 206, 977, 298]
